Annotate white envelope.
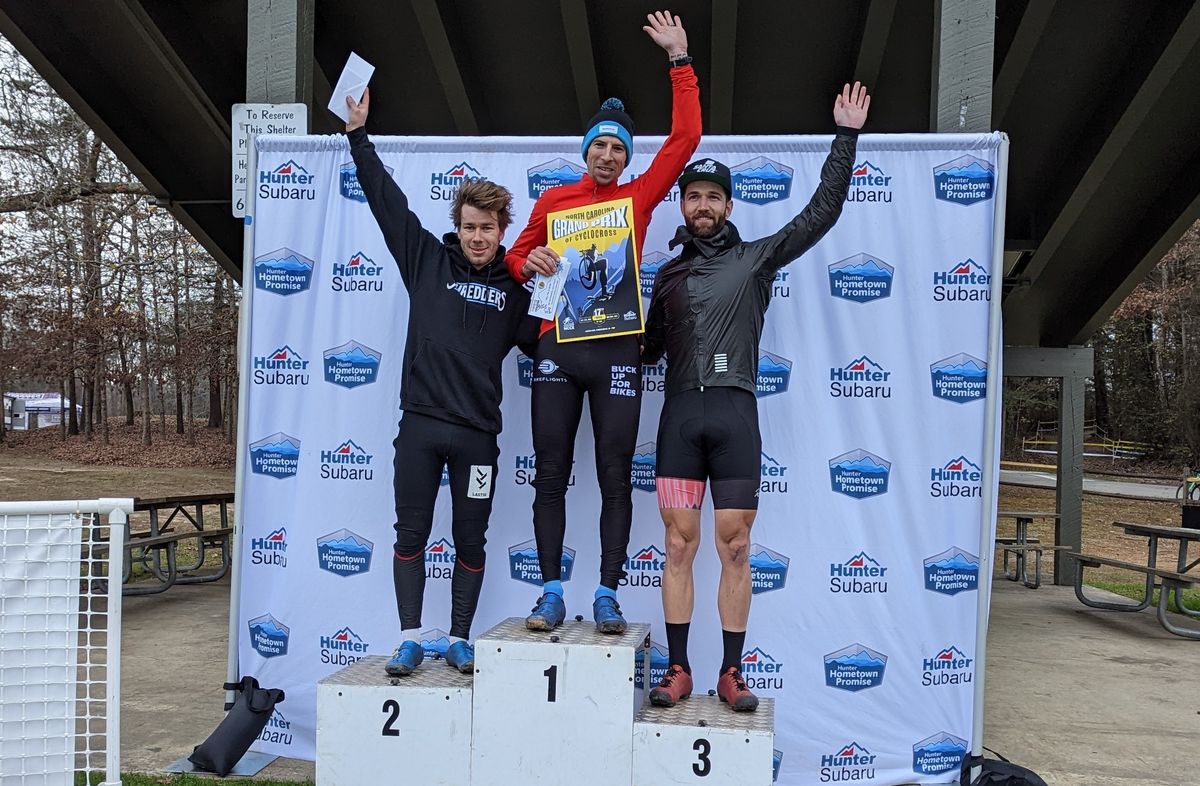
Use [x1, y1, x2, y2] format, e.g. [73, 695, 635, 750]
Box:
[328, 52, 375, 123]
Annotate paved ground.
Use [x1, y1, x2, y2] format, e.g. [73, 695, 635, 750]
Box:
[1000, 469, 1179, 501]
[118, 574, 1199, 785]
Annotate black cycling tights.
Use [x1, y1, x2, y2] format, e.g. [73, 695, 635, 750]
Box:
[392, 411, 499, 639]
[530, 332, 642, 590]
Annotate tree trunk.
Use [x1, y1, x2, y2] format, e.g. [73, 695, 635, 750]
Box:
[132, 212, 152, 446]
[208, 272, 224, 428]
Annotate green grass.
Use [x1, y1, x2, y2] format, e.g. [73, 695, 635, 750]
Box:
[1087, 579, 1200, 614]
[77, 774, 311, 786]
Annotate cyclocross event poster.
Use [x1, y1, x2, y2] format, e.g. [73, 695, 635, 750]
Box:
[547, 197, 644, 342]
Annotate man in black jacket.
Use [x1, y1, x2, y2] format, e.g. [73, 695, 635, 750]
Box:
[344, 89, 535, 677]
[643, 82, 870, 711]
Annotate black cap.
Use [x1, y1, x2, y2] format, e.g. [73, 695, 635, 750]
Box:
[677, 158, 731, 198]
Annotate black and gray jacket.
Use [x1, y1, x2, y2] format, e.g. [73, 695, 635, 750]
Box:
[643, 129, 858, 397]
[349, 126, 535, 434]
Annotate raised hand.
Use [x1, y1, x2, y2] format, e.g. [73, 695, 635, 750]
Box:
[643, 10, 688, 58]
[345, 87, 370, 132]
[833, 82, 870, 130]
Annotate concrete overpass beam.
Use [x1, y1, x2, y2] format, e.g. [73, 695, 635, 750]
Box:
[246, 0, 314, 116]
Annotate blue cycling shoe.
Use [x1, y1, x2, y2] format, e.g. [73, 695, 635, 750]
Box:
[592, 595, 628, 634]
[385, 641, 424, 676]
[525, 593, 566, 631]
[445, 641, 475, 673]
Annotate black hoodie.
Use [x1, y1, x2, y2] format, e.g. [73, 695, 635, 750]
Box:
[348, 126, 533, 435]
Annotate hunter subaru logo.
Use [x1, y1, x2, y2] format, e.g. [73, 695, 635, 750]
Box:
[248, 613, 290, 658]
[623, 544, 665, 589]
[933, 154, 995, 205]
[756, 350, 792, 397]
[339, 160, 392, 202]
[750, 544, 790, 594]
[320, 439, 374, 481]
[331, 251, 384, 294]
[249, 432, 300, 479]
[819, 743, 877, 782]
[828, 449, 891, 499]
[730, 156, 793, 204]
[934, 259, 991, 302]
[527, 158, 586, 199]
[258, 709, 292, 747]
[923, 547, 980, 595]
[259, 160, 316, 201]
[431, 161, 484, 201]
[517, 354, 534, 388]
[829, 551, 888, 594]
[829, 355, 892, 399]
[931, 456, 983, 498]
[509, 538, 575, 585]
[323, 340, 382, 389]
[513, 453, 575, 487]
[828, 253, 894, 302]
[250, 526, 288, 568]
[316, 528, 374, 577]
[931, 353, 987, 402]
[741, 647, 784, 691]
[824, 643, 887, 692]
[635, 640, 670, 690]
[631, 442, 656, 491]
[913, 732, 969, 776]
[425, 538, 455, 580]
[848, 160, 893, 204]
[639, 251, 671, 299]
[420, 628, 450, 659]
[923, 645, 974, 687]
[254, 248, 314, 295]
[320, 626, 369, 667]
[253, 345, 310, 386]
[760, 451, 790, 494]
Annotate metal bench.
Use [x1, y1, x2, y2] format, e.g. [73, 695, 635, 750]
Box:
[1071, 552, 1198, 639]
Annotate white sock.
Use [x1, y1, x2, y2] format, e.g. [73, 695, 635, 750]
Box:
[402, 628, 420, 644]
[449, 635, 467, 645]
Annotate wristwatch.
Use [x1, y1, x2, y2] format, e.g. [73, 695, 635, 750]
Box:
[669, 53, 693, 68]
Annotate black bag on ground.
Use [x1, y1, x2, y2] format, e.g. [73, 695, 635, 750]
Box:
[960, 750, 1049, 786]
[188, 676, 285, 776]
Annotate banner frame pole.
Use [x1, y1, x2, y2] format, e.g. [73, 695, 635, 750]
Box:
[970, 132, 1011, 772]
[225, 137, 260, 710]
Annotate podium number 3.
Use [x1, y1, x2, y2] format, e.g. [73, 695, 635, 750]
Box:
[692, 738, 711, 776]
[543, 665, 558, 702]
[381, 699, 400, 736]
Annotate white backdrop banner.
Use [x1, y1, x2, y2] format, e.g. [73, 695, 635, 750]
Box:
[236, 131, 1005, 785]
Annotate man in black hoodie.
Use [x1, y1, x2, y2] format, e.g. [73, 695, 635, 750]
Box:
[344, 89, 534, 677]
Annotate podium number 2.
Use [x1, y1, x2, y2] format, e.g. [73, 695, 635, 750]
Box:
[543, 665, 558, 702]
[381, 699, 400, 736]
[692, 738, 711, 777]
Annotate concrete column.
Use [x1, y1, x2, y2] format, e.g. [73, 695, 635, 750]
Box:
[246, 0, 314, 116]
[1055, 370, 1085, 584]
[931, 0, 995, 132]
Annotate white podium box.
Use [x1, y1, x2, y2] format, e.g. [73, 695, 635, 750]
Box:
[633, 696, 775, 786]
[471, 618, 651, 786]
[316, 655, 473, 786]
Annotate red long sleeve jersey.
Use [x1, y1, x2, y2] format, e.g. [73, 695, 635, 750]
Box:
[505, 65, 701, 337]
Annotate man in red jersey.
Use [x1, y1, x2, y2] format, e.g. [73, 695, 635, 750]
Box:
[506, 10, 700, 634]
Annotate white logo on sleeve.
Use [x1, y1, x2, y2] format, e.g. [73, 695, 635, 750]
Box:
[469, 465, 494, 499]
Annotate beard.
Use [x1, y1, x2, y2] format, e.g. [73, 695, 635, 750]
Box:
[684, 211, 726, 238]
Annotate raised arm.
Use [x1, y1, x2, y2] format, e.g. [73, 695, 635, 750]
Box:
[630, 12, 701, 205]
[344, 88, 441, 289]
[753, 82, 870, 278]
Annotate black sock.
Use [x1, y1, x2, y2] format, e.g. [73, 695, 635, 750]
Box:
[721, 630, 746, 672]
[665, 622, 691, 674]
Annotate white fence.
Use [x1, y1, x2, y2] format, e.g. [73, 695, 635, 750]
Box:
[0, 499, 132, 786]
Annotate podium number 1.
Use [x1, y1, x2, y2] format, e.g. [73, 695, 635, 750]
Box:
[543, 665, 558, 702]
[692, 738, 711, 777]
[381, 699, 400, 737]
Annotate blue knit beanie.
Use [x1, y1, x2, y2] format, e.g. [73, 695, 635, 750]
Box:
[581, 98, 634, 160]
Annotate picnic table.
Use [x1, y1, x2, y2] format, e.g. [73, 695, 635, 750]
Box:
[90, 492, 234, 596]
[995, 510, 1067, 589]
[1071, 521, 1200, 639]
